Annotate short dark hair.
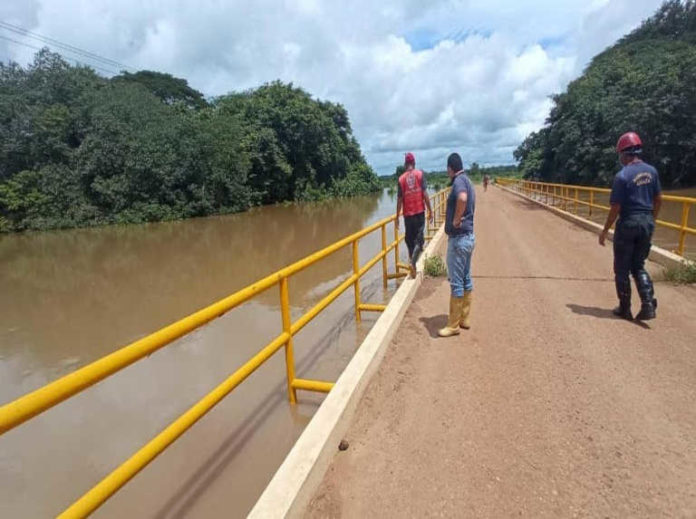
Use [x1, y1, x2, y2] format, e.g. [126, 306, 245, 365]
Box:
[447, 153, 463, 172]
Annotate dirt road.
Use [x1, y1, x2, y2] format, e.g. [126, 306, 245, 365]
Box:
[306, 186, 696, 518]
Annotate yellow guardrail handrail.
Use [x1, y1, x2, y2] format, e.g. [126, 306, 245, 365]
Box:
[495, 178, 695, 256]
[0, 187, 450, 518]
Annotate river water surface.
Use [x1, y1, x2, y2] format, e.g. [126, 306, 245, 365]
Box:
[1, 189, 408, 518]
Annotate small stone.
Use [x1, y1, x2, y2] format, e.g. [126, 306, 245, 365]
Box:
[338, 440, 349, 451]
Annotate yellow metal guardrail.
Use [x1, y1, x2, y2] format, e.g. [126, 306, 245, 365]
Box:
[0, 188, 449, 518]
[496, 178, 696, 257]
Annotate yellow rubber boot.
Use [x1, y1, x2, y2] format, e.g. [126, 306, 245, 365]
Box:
[438, 296, 464, 337]
[459, 291, 473, 329]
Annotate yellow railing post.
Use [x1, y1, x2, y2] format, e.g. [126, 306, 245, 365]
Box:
[381, 224, 388, 288]
[393, 220, 400, 271]
[352, 240, 361, 323]
[589, 191, 594, 217]
[574, 188, 579, 214]
[279, 278, 297, 404]
[678, 201, 691, 256]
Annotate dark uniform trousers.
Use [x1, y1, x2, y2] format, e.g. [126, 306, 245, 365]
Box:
[404, 212, 425, 266]
[613, 213, 655, 305]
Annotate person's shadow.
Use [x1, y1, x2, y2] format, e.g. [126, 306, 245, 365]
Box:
[566, 304, 615, 319]
[566, 304, 649, 329]
[419, 314, 448, 338]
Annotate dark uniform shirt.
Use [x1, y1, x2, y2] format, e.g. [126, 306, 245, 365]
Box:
[445, 173, 476, 235]
[610, 161, 661, 219]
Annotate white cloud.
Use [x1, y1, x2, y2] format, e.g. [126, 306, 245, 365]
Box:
[0, 0, 666, 174]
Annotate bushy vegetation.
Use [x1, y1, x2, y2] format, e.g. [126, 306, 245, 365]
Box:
[0, 50, 379, 232]
[423, 254, 447, 277]
[514, 1, 696, 188]
[664, 261, 696, 284]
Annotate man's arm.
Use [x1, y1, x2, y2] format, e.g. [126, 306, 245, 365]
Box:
[452, 191, 468, 228]
[599, 204, 620, 246]
[420, 174, 433, 221]
[653, 193, 662, 219]
[423, 192, 433, 222]
[601, 174, 624, 246]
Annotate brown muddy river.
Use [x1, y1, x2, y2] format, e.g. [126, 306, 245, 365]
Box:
[0, 189, 409, 518]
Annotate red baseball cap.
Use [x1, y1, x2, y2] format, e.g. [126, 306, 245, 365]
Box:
[404, 152, 415, 165]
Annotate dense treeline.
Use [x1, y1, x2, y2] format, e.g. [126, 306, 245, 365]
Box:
[0, 50, 379, 232]
[515, 0, 696, 187]
[381, 163, 517, 190]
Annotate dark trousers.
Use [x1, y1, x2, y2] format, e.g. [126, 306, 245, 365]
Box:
[404, 212, 425, 266]
[613, 214, 655, 305]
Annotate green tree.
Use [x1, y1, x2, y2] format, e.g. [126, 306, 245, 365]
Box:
[515, 0, 696, 188]
[0, 51, 378, 232]
[112, 70, 208, 109]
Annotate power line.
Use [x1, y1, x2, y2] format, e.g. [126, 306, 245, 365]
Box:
[0, 20, 134, 72]
[0, 34, 120, 75]
[0, 20, 133, 70]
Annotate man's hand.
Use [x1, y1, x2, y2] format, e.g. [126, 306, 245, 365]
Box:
[395, 217, 400, 230]
[428, 210, 433, 224]
[599, 229, 608, 246]
[453, 217, 461, 229]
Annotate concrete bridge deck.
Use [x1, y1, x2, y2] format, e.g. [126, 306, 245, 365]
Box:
[305, 186, 696, 518]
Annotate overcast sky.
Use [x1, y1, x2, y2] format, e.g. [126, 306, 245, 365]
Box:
[1, 0, 665, 174]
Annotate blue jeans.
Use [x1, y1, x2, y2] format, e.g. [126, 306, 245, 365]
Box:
[447, 233, 475, 297]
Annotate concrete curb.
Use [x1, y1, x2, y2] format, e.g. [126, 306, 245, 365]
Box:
[495, 184, 690, 270]
[248, 226, 448, 519]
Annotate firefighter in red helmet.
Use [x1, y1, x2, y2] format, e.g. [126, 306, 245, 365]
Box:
[396, 152, 433, 278]
[599, 132, 662, 321]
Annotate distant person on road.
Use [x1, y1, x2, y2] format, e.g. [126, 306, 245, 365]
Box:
[599, 132, 662, 321]
[397, 152, 433, 278]
[483, 174, 490, 192]
[438, 153, 476, 337]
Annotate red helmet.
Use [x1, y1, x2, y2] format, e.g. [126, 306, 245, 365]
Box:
[616, 132, 642, 153]
[404, 152, 415, 165]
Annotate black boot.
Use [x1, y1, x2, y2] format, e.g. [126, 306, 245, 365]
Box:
[634, 271, 656, 321]
[613, 278, 633, 321]
[635, 302, 656, 321]
[613, 302, 633, 320]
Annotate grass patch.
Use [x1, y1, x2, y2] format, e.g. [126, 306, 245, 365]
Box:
[664, 261, 696, 284]
[423, 254, 447, 277]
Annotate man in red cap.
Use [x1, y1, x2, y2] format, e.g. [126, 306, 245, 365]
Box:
[599, 131, 662, 321]
[396, 152, 433, 278]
